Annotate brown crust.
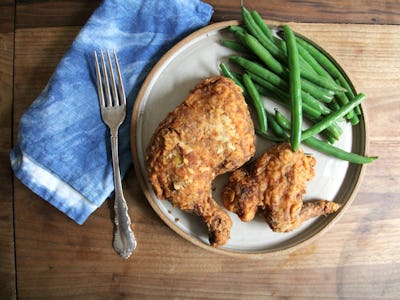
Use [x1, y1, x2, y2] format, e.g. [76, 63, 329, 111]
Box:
[146, 76, 255, 246]
[223, 143, 341, 232]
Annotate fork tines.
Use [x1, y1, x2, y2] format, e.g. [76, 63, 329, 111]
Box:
[94, 49, 126, 108]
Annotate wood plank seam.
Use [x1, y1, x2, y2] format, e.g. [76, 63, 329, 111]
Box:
[11, 1, 17, 299]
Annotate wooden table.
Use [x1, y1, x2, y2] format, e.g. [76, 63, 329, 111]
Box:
[1, 1, 399, 298]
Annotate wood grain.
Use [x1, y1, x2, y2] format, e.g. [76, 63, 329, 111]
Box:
[11, 19, 400, 298]
[0, 33, 16, 300]
[206, 0, 400, 24]
[0, 1, 16, 299]
[12, 0, 400, 28]
[0, 2, 14, 33]
[15, 0, 100, 29]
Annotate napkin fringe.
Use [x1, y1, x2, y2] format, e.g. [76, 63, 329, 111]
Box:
[10, 146, 97, 224]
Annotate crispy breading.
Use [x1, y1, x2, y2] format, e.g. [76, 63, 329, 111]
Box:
[223, 142, 340, 232]
[146, 76, 256, 246]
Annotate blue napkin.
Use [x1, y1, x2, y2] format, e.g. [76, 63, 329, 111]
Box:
[10, 0, 213, 224]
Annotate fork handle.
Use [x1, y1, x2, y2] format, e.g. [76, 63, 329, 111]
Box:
[110, 129, 137, 259]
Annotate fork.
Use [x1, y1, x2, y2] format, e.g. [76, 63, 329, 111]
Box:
[94, 50, 137, 259]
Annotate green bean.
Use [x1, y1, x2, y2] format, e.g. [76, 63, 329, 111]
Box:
[233, 25, 315, 76]
[296, 37, 342, 79]
[273, 36, 287, 51]
[300, 65, 347, 92]
[334, 80, 359, 124]
[335, 79, 359, 122]
[329, 98, 341, 111]
[255, 129, 286, 142]
[323, 132, 336, 144]
[230, 55, 334, 107]
[273, 110, 377, 164]
[278, 31, 347, 93]
[230, 55, 288, 90]
[243, 32, 323, 94]
[256, 31, 318, 76]
[338, 76, 355, 97]
[242, 6, 288, 65]
[242, 11, 319, 76]
[249, 71, 341, 142]
[274, 109, 291, 130]
[227, 25, 249, 48]
[283, 25, 302, 151]
[245, 22, 316, 75]
[265, 109, 285, 137]
[242, 11, 310, 75]
[231, 29, 247, 46]
[299, 40, 354, 119]
[301, 93, 365, 141]
[296, 41, 359, 123]
[327, 102, 346, 123]
[243, 33, 286, 75]
[298, 42, 352, 123]
[221, 40, 248, 53]
[255, 81, 322, 121]
[228, 25, 246, 35]
[314, 116, 343, 141]
[233, 29, 308, 76]
[242, 73, 268, 133]
[271, 101, 340, 142]
[242, 6, 269, 43]
[273, 108, 336, 143]
[300, 55, 319, 75]
[236, 23, 345, 97]
[304, 93, 331, 115]
[301, 79, 334, 103]
[304, 137, 377, 163]
[296, 36, 361, 115]
[219, 63, 246, 95]
[238, 35, 338, 103]
[249, 72, 326, 118]
[340, 76, 362, 116]
[296, 41, 330, 78]
[225, 33, 260, 62]
[250, 10, 274, 40]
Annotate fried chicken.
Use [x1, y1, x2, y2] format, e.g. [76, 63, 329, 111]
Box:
[222, 142, 340, 232]
[146, 76, 256, 246]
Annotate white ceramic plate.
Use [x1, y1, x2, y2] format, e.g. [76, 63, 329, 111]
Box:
[131, 21, 368, 257]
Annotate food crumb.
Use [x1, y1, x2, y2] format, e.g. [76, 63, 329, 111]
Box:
[174, 218, 180, 222]
[168, 210, 172, 214]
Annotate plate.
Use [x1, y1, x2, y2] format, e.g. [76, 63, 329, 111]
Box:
[131, 21, 369, 257]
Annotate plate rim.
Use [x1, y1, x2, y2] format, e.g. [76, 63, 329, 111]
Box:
[130, 20, 370, 258]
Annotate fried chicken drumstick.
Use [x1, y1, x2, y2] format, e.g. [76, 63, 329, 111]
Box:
[223, 143, 340, 232]
[146, 76, 255, 246]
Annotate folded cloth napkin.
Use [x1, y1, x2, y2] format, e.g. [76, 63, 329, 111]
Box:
[10, 0, 213, 224]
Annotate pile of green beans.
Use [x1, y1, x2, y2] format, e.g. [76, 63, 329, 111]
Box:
[218, 5, 376, 164]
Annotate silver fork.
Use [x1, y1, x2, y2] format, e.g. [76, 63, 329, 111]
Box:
[94, 50, 137, 259]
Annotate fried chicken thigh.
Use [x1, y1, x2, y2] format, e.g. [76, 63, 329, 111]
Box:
[146, 76, 255, 246]
[223, 143, 340, 232]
